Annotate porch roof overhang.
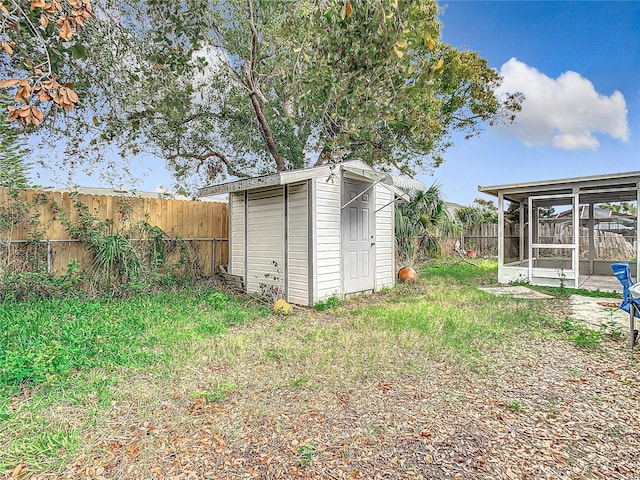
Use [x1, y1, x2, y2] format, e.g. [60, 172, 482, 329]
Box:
[478, 171, 640, 206]
[197, 160, 425, 200]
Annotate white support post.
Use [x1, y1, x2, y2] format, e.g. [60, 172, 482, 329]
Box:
[532, 202, 539, 245]
[498, 192, 504, 271]
[636, 182, 640, 282]
[244, 190, 248, 291]
[519, 202, 525, 263]
[527, 198, 533, 283]
[588, 203, 595, 275]
[572, 188, 580, 288]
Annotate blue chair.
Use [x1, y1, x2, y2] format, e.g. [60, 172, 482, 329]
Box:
[611, 262, 639, 348]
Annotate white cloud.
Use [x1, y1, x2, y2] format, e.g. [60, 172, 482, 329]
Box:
[495, 58, 629, 150]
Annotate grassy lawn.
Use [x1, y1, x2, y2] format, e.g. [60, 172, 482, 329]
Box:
[0, 289, 269, 472]
[1, 260, 638, 478]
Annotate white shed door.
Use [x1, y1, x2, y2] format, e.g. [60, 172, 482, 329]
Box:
[342, 180, 375, 293]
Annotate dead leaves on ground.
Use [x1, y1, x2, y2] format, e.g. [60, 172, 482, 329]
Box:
[50, 361, 638, 480]
[8, 304, 640, 479]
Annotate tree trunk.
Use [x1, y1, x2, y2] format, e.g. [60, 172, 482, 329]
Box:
[245, 0, 285, 172]
[248, 91, 285, 172]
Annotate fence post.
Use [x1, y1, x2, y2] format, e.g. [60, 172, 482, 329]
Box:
[47, 240, 51, 274]
[212, 239, 216, 275]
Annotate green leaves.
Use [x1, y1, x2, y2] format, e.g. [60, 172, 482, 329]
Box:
[70, 42, 87, 60]
[26, 0, 521, 190]
[286, 0, 482, 170]
[396, 183, 461, 264]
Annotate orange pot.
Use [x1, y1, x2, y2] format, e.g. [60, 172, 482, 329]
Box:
[398, 267, 418, 283]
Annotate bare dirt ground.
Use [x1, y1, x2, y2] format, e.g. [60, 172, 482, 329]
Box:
[14, 296, 640, 480]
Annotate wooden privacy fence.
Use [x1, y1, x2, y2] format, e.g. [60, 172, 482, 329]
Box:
[463, 223, 636, 259]
[0, 188, 229, 276]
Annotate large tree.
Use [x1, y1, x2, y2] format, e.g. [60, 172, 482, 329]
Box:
[5, 0, 522, 189]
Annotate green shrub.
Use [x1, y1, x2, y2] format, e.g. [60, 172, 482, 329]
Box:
[561, 319, 602, 349]
[315, 295, 341, 312]
[208, 292, 230, 310]
[507, 399, 525, 412]
[0, 271, 82, 302]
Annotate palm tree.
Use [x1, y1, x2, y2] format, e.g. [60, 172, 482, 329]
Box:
[395, 183, 461, 265]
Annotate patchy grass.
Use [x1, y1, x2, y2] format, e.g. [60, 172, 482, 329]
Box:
[2, 261, 638, 478]
[0, 289, 266, 392]
[0, 287, 268, 472]
[348, 259, 552, 364]
[561, 318, 604, 349]
[511, 280, 621, 299]
[418, 258, 499, 287]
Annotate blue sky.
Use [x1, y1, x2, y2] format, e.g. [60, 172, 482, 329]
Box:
[430, 0, 640, 205]
[33, 1, 640, 205]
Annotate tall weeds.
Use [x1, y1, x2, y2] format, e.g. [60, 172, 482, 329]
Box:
[395, 184, 460, 266]
[57, 195, 201, 292]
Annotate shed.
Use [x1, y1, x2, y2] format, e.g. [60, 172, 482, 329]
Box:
[198, 160, 424, 306]
[478, 171, 640, 290]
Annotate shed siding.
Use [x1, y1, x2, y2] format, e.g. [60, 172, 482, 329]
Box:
[226, 164, 400, 304]
[287, 182, 309, 305]
[375, 185, 395, 290]
[230, 192, 245, 277]
[314, 179, 342, 301]
[246, 187, 285, 295]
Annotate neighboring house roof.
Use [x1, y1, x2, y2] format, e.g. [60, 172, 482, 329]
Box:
[445, 202, 464, 219]
[43, 186, 225, 203]
[446, 202, 465, 210]
[551, 206, 636, 224]
[594, 223, 634, 231]
[197, 160, 425, 199]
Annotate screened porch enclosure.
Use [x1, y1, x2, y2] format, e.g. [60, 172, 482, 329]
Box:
[479, 172, 640, 290]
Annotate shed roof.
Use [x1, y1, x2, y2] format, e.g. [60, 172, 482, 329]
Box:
[478, 171, 640, 205]
[198, 160, 425, 198]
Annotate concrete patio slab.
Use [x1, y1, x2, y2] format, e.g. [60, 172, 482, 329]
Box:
[568, 295, 628, 333]
[478, 286, 554, 299]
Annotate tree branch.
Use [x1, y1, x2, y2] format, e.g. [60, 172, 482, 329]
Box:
[194, 150, 250, 179]
[7, 0, 53, 81]
[244, 0, 285, 171]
